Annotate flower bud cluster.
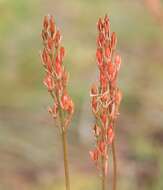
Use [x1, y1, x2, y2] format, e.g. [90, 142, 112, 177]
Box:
[41, 15, 74, 130]
[90, 15, 122, 174]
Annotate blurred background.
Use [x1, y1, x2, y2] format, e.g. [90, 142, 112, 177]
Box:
[0, 0, 163, 190]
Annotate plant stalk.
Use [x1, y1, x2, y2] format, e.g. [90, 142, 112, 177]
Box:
[101, 155, 106, 190]
[112, 140, 117, 190]
[61, 130, 70, 190]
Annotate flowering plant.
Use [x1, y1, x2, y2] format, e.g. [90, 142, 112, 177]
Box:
[41, 15, 74, 190]
[90, 15, 122, 190]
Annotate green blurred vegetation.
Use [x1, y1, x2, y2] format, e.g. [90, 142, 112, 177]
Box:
[0, 0, 163, 190]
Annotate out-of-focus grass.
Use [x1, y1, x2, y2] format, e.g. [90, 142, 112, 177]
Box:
[31, 174, 99, 190]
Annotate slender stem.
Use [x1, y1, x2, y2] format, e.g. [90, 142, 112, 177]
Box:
[61, 130, 70, 190]
[112, 140, 117, 190]
[101, 155, 106, 190]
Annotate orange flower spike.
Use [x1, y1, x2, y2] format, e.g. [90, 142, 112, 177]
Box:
[90, 16, 122, 189]
[41, 16, 74, 190]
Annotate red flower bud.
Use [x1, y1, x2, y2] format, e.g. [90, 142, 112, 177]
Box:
[98, 33, 105, 47]
[101, 93, 109, 102]
[105, 46, 111, 58]
[60, 46, 65, 61]
[111, 32, 117, 49]
[89, 149, 99, 161]
[43, 74, 54, 91]
[107, 125, 114, 144]
[41, 49, 48, 65]
[96, 48, 103, 66]
[49, 15, 55, 36]
[48, 103, 58, 119]
[100, 73, 107, 91]
[42, 49, 52, 71]
[92, 97, 98, 113]
[115, 54, 121, 71]
[98, 141, 106, 154]
[97, 18, 103, 31]
[54, 30, 61, 48]
[62, 70, 68, 84]
[55, 54, 62, 77]
[104, 15, 110, 35]
[93, 124, 101, 136]
[100, 111, 107, 126]
[43, 16, 48, 30]
[67, 99, 74, 114]
[61, 93, 73, 114]
[115, 89, 122, 105]
[91, 84, 98, 95]
[107, 62, 115, 80]
[47, 37, 53, 50]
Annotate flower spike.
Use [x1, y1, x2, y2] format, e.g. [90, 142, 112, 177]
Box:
[90, 15, 122, 190]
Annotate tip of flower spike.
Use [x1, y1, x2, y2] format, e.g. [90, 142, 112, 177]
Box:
[49, 15, 55, 35]
[104, 14, 109, 22]
[43, 16, 48, 29]
[97, 17, 103, 31]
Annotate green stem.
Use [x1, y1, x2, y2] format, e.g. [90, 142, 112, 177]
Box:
[112, 140, 117, 190]
[101, 156, 106, 190]
[61, 130, 70, 190]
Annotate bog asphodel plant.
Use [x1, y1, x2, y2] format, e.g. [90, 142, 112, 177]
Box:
[90, 15, 122, 190]
[41, 15, 74, 190]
